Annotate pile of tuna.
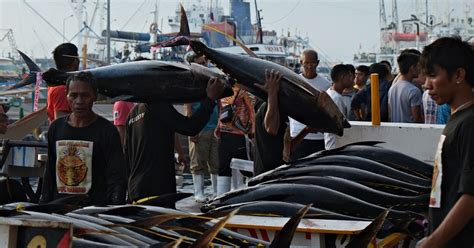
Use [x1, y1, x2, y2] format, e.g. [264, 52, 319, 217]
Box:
[203, 142, 432, 239]
[0, 197, 290, 247]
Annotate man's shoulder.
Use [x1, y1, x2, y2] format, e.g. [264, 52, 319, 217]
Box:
[49, 115, 68, 128]
[114, 101, 134, 110]
[48, 85, 67, 95]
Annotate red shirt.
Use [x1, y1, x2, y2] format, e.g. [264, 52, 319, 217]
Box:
[47, 85, 71, 123]
[113, 101, 135, 126]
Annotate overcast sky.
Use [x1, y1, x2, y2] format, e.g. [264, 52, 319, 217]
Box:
[0, 0, 469, 63]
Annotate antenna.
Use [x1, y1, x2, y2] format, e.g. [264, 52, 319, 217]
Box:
[380, 0, 387, 28]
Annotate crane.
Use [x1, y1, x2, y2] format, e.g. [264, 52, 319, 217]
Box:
[0, 29, 19, 60]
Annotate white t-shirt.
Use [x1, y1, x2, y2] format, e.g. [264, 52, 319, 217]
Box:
[289, 74, 332, 140]
[324, 87, 351, 150]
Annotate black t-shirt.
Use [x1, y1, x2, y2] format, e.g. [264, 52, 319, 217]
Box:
[429, 104, 474, 247]
[253, 102, 288, 176]
[41, 115, 127, 205]
[125, 98, 215, 202]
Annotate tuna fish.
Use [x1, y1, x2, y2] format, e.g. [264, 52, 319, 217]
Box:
[261, 176, 429, 212]
[311, 142, 433, 179]
[187, 40, 350, 135]
[253, 154, 430, 187]
[203, 184, 422, 221]
[15, 50, 234, 103]
[247, 165, 430, 195]
[205, 201, 370, 221]
[154, 6, 350, 134]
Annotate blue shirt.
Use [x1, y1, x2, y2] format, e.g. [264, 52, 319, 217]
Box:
[191, 102, 218, 131]
[437, 104, 451, 124]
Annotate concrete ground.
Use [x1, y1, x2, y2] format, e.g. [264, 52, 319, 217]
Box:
[175, 173, 214, 213]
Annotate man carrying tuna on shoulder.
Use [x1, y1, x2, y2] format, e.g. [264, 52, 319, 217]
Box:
[125, 77, 226, 207]
[41, 72, 127, 206]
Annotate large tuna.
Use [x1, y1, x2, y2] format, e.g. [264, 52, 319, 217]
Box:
[14, 50, 234, 103]
[187, 40, 350, 135]
[247, 165, 430, 195]
[310, 142, 434, 179]
[261, 176, 429, 212]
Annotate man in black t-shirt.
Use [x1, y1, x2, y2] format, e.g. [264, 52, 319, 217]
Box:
[125, 77, 225, 204]
[418, 37, 474, 248]
[41, 72, 127, 206]
[253, 70, 288, 176]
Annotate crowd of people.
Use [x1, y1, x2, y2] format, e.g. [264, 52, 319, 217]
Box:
[2, 36, 469, 247]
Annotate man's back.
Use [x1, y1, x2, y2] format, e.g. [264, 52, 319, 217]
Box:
[47, 86, 70, 123]
[126, 100, 216, 202]
[388, 80, 422, 123]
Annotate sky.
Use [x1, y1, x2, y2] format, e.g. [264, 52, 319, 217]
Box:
[0, 0, 469, 63]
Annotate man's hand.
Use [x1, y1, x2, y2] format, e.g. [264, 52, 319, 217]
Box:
[206, 77, 226, 100]
[254, 69, 282, 96]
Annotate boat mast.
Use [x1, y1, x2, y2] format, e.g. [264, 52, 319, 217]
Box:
[254, 0, 263, 44]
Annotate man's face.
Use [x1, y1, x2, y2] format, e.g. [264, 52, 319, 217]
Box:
[300, 53, 318, 75]
[0, 106, 8, 134]
[67, 80, 96, 118]
[425, 65, 456, 105]
[343, 73, 355, 88]
[355, 70, 368, 84]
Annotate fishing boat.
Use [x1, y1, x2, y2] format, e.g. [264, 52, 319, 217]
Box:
[353, 0, 474, 70]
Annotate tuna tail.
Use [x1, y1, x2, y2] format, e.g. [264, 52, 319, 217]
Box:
[154, 4, 191, 48]
[346, 208, 389, 248]
[269, 204, 311, 248]
[18, 50, 41, 72]
[7, 50, 42, 90]
[178, 4, 190, 37]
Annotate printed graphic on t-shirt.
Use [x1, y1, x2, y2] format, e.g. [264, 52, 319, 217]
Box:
[430, 135, 445, 208]
[113, 110, 119, 121]
[56, 140, 93, 194]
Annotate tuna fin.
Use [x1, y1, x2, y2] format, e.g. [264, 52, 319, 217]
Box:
[189, 208, 239, 248]
[269, 204, 311, 248]
[178, 4, 190, 37]
[133, 192, 193, 207]
[163, 237, 184, 248]
[346, 208, 389, 248]
[17, 50, 41, 72]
